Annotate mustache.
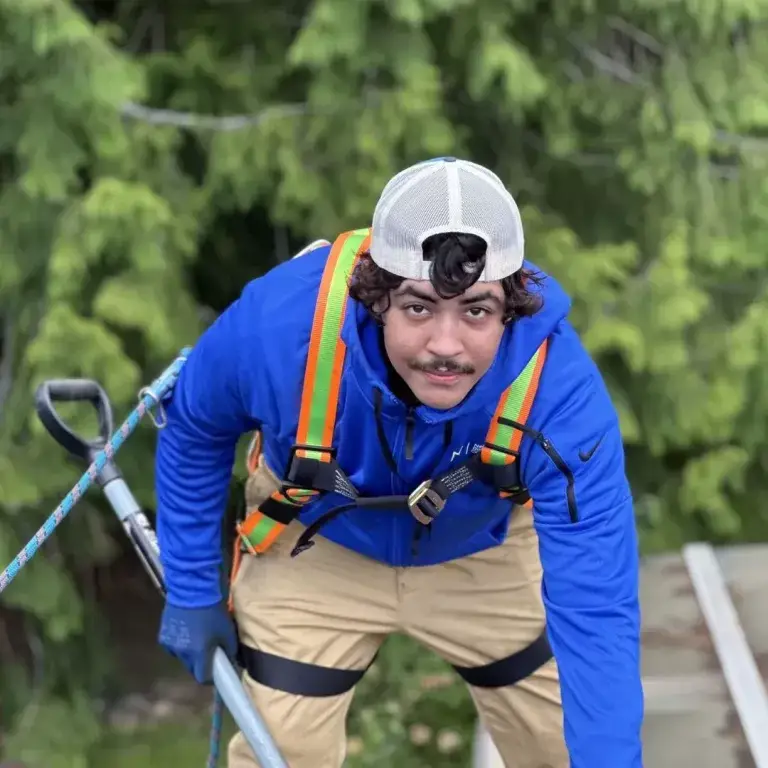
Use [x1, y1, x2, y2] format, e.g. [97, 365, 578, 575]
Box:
[408, 358, 476, 375]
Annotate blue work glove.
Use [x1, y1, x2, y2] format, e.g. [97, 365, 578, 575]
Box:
[158, 601, 238, 684]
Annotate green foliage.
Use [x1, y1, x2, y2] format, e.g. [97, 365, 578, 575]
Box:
[89, 716, 238, 768]
[3, 0, 768, 764]
[4, 691, 102, 768]
[346, 635, 475, 767]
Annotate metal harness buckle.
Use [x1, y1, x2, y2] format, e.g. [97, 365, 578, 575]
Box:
[407, 480, 445, 525]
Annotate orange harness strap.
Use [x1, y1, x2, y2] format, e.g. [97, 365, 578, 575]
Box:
[228, 226, 549, 605]
[227, 230, 369, 607]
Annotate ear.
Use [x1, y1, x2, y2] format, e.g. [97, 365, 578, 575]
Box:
[371, 293, 392, 326]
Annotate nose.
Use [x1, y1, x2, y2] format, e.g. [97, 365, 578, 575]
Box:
[425, 314, 464, 359]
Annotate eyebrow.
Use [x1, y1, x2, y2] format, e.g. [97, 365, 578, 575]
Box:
[459, 290, 503, 308]
[394, 285, 437, 303]
[394, 285, 502, 308]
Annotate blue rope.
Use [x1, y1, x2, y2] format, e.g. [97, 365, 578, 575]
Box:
[207, 691, 225, 768]
[0, 347, 228, 768]
[0, 350, 189, 593]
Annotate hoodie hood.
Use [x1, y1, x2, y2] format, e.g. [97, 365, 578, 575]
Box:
[340, 260, 572, 424]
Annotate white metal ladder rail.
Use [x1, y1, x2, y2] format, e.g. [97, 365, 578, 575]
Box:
[471, 542, 768, 768]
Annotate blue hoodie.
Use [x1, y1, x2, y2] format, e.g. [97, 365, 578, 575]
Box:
[155, 240, 643, 767]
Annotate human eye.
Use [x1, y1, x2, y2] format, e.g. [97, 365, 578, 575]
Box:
[466, 306, 491, 319]
[404, 303, 430, 317]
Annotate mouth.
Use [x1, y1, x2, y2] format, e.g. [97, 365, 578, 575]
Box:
[422, 369, 463, 386]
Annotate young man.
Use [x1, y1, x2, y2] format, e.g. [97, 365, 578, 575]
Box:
[155, 158, 644, 767]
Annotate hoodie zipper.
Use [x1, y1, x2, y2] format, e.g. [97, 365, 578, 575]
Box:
[400, 407, 424, 558]
[404, 407, 415, 461]
[373, 390, 456, 563]
[537, 434, 579, 523]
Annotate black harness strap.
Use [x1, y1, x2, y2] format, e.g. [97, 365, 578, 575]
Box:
[238, 645, 377, 697]
[281, 437, 533, 556]
[451, 629, 553, 688]
[427, 451, 531, 508]
[285, 444, 358, 500]
[238, 631, 552, 697]
[258, 495, 305, 525]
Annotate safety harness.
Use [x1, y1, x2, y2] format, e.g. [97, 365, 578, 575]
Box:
[233, 227, 549, 563]
[228, 227, 557, 697]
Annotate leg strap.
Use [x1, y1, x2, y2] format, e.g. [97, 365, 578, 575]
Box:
[239, 630, 552, 697]
[451, 629, 553, 688]
[238, 644, 377, 697]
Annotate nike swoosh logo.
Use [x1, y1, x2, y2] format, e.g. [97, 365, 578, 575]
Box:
[578, 435, 604, 462]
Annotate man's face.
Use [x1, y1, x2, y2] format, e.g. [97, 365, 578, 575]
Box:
[380, 280, 507, 410]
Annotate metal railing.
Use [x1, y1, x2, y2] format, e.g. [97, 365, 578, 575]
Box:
[472, 541, 768, 767]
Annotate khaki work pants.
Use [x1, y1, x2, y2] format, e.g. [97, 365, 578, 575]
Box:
[227, 455, 567, 768]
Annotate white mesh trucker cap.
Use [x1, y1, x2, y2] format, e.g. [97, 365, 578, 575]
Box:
[369, 157, 525, 282]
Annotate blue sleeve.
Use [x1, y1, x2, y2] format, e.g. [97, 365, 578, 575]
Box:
[155, 283, 262, 609]
[522, 338, 644, 767]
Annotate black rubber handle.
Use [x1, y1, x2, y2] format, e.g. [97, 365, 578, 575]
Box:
[34, 379, 115, 461]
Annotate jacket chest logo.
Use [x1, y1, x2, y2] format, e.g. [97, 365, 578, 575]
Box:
[450, 442, 483, 463]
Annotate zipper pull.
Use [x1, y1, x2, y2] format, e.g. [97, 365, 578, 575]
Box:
[405, 408, 415, 461]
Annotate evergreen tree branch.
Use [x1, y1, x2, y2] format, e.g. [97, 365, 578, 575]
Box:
[118, 87, 384, 131]
[119, 100, 313, 130]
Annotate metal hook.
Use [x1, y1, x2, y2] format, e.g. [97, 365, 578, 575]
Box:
[138, 386, 167, 429]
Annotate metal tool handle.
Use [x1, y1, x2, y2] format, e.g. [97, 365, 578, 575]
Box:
[33, 377, 288, 767]
[102, 476, 287, 767]
[34, 379, 114, 461]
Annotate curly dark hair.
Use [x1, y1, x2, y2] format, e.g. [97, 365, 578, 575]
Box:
[348, 232, 544, 324]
